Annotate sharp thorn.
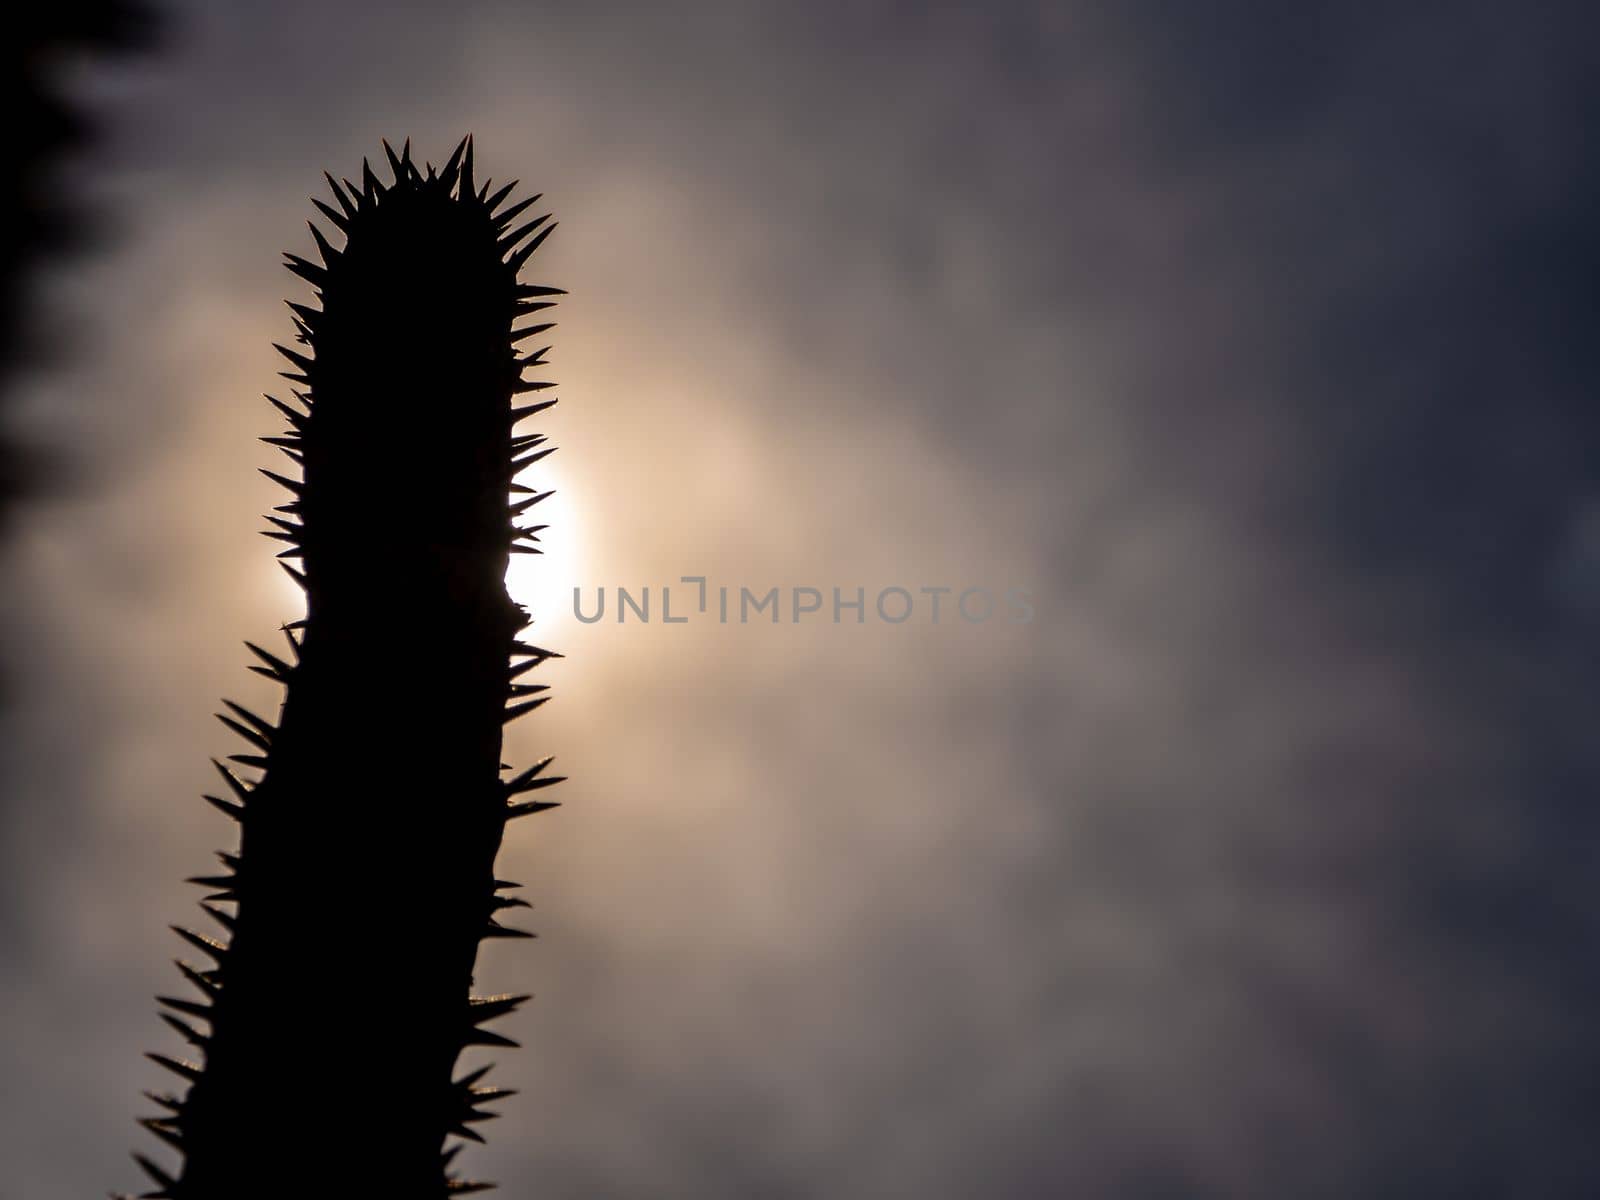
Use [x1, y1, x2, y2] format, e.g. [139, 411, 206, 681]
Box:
[507, 798, 562, 819]
[203, 793, 244, 821]
[324, 171, 358, 219]
[307, 221, 340, 266]
[283, 255, 327, 289]
[503, 697, 550, 722]
[311, 198, 348, 233]
[210, 759, 252, 801]
[144, 1053, 201, 1083]
[158, 1013, 208, 1049]
[243, 641, 293, 677]
[170, 925, 226, 961]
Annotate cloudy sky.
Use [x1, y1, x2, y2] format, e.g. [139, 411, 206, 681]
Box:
[3, 1, 1599, 1196]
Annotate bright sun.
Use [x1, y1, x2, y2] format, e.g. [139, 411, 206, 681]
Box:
[503, 462, 581, 635]
[264, 463, 581, 632]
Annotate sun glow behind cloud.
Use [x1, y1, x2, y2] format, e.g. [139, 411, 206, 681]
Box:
[254, 433, 583, 630]
[505, 460, 583, 633]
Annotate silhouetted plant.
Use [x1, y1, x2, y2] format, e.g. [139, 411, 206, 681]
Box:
[2, 2, 161, 700]
[123, 136, 564, 1199]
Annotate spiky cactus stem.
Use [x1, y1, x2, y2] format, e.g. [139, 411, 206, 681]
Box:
[128, 137, 564, 1200]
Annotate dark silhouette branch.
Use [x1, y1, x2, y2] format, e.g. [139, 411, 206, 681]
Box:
[124, 136, 565, 1200]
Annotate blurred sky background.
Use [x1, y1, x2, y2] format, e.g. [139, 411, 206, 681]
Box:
[3, 1, 1599, 1196]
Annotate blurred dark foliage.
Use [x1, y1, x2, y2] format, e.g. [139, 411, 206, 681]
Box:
[3, 3, 162, 529]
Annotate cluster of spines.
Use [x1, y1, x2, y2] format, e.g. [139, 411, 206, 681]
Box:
[266, 136, 563, 577]
[123, 137, 567, 1200]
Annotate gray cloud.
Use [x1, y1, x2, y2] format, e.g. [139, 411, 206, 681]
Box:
[3, 1, 1598, 1197]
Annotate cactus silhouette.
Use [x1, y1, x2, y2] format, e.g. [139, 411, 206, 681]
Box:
[125, 137, 564, 1199]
